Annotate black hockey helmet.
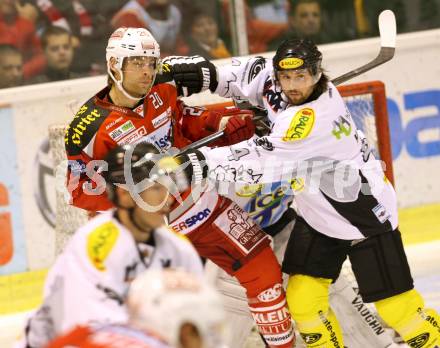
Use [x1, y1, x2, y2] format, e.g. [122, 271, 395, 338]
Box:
[103, 142, 159, 187]
[273, 38, 322, 76]
[102, 142, 188, 205]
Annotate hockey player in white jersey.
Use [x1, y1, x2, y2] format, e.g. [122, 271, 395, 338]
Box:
[46, 269, 228, 348]
[22, 143, 204, 348]
[164, 39, 440, 348]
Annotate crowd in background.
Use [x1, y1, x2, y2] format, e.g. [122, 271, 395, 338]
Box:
[1, 0, 439, 89]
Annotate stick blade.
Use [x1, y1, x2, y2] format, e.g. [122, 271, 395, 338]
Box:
[379, 10, 396, 48]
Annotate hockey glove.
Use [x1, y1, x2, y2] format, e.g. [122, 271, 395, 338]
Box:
[205, 108, 255, 146]
[161, 56, 218, 97]
[158, 150, 208, 187]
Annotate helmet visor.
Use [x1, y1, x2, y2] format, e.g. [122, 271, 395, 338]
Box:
[276, 68, 321, 90]
[122, 56, 160, 72]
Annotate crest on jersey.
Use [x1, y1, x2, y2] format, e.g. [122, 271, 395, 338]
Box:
[283, 108, 315, 141]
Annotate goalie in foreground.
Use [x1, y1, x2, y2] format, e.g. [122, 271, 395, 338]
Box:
[164, 39, 440, 348]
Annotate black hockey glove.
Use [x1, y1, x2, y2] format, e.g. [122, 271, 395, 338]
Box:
[160, 56, 218, 97]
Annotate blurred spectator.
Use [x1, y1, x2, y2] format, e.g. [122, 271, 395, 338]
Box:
[364, 0, 440, 35]
[269, 0, 331, 50]
[173, 0, 218, 35]
[221, 0, 287, 54]
[34, 0, 92, 42]
[186, 11, 231, 60]
[34, 0, 127, 75]
[112, 0, 184, 55]
[320, 0, 358, 41]
[0, 44, 23, 88]
[31, 26, 81, 83]
[249, 0, 288, 24]
[0, 0, 45, 78]
[15, 0, 38, 23]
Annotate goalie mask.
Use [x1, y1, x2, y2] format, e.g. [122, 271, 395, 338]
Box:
[273, 38, 322, 88]
[106, 27, 161, 101]
[127, 269, 228, 348]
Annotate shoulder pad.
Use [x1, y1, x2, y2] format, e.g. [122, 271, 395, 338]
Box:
[246, 56, 268, 84]
[65, 98, 111, 156]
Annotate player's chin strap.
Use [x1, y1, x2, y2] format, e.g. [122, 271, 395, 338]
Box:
[128, 207, 154, 234]
[107, 63, 153, 102]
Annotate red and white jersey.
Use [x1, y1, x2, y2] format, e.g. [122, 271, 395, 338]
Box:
[65, 84, 214, 212]
[24, 211, 203, 348]
[46, 324, 172, 348]
[201, 57, 398, 240]
[65, 83, 223, 230]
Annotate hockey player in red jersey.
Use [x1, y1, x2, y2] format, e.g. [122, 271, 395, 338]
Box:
[65, 27, 295, 348]
[46, 269, 228, 348]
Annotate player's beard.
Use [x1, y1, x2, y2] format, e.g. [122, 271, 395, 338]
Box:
[285, 90, 307, 105]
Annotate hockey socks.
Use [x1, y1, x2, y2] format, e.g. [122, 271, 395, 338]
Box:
[375, 289, 440, 348]
[286, 275, 345, 347]
[234, 247, 295, 348]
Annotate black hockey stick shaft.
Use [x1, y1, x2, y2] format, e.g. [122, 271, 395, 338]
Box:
[331, 47, 395, 86]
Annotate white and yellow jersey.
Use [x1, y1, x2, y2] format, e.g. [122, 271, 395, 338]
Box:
[24, 210, 203, 348]
[201, 57, 398, 240]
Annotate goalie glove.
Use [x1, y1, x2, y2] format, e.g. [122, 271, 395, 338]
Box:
[161, 56, 218, 97]
[205, 107, 255, 146]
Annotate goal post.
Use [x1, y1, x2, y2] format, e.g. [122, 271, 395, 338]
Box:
[338, 81, 394, 185]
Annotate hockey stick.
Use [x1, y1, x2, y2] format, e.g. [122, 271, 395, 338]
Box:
[180, 10, 396, 152]
[332, 10, 396, 86]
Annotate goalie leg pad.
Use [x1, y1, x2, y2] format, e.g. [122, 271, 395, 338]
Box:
[234, 247, 295, 348]
[375, 289, 440, 347]
[349, 229, 414, 303]
[287, 275, 345, 348]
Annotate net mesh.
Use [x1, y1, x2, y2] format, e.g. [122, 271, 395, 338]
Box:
[49, 125, 87, 255]
[345, 93, 380, 158]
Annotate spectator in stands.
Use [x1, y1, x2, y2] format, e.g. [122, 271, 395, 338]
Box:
[111, 0, 184, 56]
[268, 0, 330, 51]
[363, 0, 440, 35]
[249, 0, 288, 24]
[32, 26, 80, 83]
[0, 44, 23, 88]
[14, 0, 38, 24]
[33, 1, 127, 75]
[186, 11, 231, 60]
[0, 0, 45, 79]
[220, 0, 287, 54]
[320, 0, 359, 41]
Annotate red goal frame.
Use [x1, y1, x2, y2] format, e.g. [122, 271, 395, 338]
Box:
[205, 80, 395, 185]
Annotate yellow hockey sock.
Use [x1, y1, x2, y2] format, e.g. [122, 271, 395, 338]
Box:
[286, 274, 344, 348]
[375, 289, 440, 347]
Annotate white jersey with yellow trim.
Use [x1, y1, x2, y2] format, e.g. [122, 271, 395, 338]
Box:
[201, 58, 398, 240]
[23, 210, 203, 348]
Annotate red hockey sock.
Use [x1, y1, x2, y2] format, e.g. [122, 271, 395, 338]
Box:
[234, 247, 295, 348]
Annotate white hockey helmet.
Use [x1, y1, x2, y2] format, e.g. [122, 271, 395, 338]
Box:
[106, 27, 161, 100]
[127, 269, 228, 348]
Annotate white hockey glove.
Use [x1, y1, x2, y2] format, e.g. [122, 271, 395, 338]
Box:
[160, 56, 218, 97]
